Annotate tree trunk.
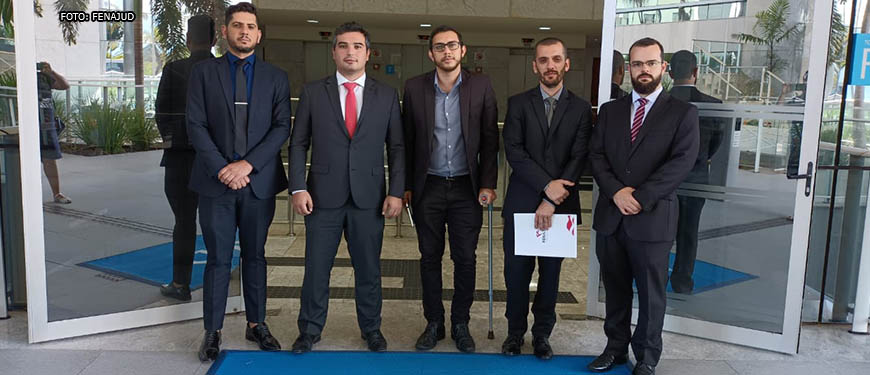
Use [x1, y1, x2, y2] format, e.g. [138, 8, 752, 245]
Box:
[133, 0, 144, 115]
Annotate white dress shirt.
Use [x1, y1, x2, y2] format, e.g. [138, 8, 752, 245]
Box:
[630, 85, 663, 129]
[336, 71, 365, 120]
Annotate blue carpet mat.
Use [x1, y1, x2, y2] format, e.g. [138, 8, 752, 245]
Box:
[207, 351, 634, 375]
[666, 253, 757, 294]
[79, 235, 240, 290]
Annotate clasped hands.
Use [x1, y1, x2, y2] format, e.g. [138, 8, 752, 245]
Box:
[535, 179, 574, 231]
[218, 160, 253, 190]
[613, 187, 642, 216]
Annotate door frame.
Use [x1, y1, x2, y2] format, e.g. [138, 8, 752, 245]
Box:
[588, 0, 833, 354]
[15, 3, 243, 343]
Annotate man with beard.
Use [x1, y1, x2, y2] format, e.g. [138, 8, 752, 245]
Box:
[290, 21, 404, 353]
[587, 38, 699, 375]
[187, 2, 290, 361]
[500, 37, 592, 359]
[156, 14, 216, 302]
[402, 25, 499, 353]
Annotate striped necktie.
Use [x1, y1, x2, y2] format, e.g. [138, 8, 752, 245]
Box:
[630, 97, 648, 143]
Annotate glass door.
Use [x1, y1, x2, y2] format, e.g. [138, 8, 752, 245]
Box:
[588, 0, 834, 353]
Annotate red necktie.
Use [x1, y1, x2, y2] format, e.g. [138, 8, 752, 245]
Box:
[631, 97, 648, 143]
[343, 82, 358, 138]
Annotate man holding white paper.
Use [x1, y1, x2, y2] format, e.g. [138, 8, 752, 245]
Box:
[500, 37, 592, 359]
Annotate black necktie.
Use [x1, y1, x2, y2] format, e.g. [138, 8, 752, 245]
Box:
[234, 60, 248, 157]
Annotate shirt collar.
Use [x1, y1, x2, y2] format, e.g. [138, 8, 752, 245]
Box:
[337, 71, 366, 88]
[226, 52, 256, 67]
[434, 71, 462, 93]
[632, 85, 663, 106]
[540, 85, 563, 101]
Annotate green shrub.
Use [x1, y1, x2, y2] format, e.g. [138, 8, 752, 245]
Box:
[71, 100, 130, 154]
[127, 113, 159, 151]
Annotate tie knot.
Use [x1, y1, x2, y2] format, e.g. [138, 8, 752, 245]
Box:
[546, 97, 557, 106]
[637, 97, 648, 106]
[235, 59, 248, 68]
[343, 82, 358, 90]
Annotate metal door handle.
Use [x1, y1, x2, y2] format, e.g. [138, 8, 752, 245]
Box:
[786, 161, 813, 197]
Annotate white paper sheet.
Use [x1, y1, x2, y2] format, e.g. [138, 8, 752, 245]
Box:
[513, 213, 578, 258]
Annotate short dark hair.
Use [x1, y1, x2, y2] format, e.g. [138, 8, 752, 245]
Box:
[534, 37, 567, 58]
[628, 37, 664, 62]
[333, 21, 371, 50]
[669, 50, 697, 80]
[429, 25, 463, 50]
[225, 2, 258, 26]
[612, 50, 625, 77]
[187, 14, 215, 45]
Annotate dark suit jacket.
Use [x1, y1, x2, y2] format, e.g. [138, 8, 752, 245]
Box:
[590, 91, 700, 242]
[402, 69, 499, 205]
[502, 87, 593, 218]
[610, 82, 628, 100]
[289, 74, 405, 210]
[186, 55, 291, 199]
[156, 51, 214, 168]
[669, 85, 724, 184]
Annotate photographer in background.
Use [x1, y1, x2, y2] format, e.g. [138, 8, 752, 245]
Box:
[36, 61, 71, 204]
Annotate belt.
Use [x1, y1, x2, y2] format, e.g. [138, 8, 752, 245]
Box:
[427, 174, 470, 182]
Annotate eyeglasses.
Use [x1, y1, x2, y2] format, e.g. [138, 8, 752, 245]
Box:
[629, 60, 662, 69]
[432, 41, 462, 52]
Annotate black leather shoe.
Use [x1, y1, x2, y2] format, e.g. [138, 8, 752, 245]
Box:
[633, 363, 656, 375]
[451, 323, 475, 353]
[160, 283, 191, 301]
[362, 330, 388, 352]
[587, 352, 629, 372]
[198, 330, 221, 362]
[245, 322, 281, 351]
[501, 334, 524, 356]
[415, 322, 445, 350]
[532, 336, 553, 360]
[291, 333, 321, 353]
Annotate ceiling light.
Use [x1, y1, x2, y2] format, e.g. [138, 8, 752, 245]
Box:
[420, 23, 432, 28]
[539, 26, 551, 31]
[306, 19, 319, 24]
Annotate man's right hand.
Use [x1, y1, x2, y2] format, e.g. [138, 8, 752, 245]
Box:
[292, 191, 314, 216]
[403, 190, 412, 206]
[545, 179, 575, 205]
[613, 187, 641, 216]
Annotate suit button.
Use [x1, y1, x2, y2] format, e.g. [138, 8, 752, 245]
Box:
[626, 169, 631, 174]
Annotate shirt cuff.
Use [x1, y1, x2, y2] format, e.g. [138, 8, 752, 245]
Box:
[291, 190, 306, 195]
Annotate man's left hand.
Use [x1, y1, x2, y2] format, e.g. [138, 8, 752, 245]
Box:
[478, 188, 497, 206]
[382, 196, 403, 218]
[218, 160, 253, 186]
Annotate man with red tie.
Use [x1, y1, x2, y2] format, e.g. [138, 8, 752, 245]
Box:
[288, 21, 405, 353]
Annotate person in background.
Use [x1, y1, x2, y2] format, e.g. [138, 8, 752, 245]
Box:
[36, 61, 71, 204]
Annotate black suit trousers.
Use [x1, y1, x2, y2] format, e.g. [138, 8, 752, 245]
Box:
[673, 195, 706, 290]
[597, 222, 672, 366]
[163, 154, 198, 286]
[297, 197, 385, 336]
[413, 175, 482, 325]
[502, 213, 564, 338]
[199, 186, 275, 331]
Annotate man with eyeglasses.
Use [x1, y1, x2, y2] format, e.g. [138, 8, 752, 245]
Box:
[588, 38, 699, 375]
[402, 25, 499, 353]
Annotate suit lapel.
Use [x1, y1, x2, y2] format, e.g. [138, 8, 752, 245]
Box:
[629, 92, 671, 157]
[216, 56, 234, 123]
[247, 59, 268, 134]
[530, 90, 548, 138]
[547, 89, 571, 140]
[356, 77, 376, 136]
[424, 71, 436, 153]
[324, 76, 350, 139]
[459, 70, 471, 153]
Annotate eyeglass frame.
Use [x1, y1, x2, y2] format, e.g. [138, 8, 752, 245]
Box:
[629, 60, 663, 69]
[432, 41, 463, 52]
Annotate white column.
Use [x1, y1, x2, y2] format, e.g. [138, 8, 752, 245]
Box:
[851, 191, 870, 334]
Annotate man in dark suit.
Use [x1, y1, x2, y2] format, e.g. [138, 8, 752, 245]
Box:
[289, 22, 404, 354]
[402, 25, 499, 354]
[588, 38, 699, 375]
[668, 50, 724, 294]
[155, 14, 215, 302]
[611, 50, 628, 100]
[186, 3, 290, 361]
[500, 37, 593, 360]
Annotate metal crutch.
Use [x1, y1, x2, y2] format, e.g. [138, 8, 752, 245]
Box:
[487, 201, 495, 340]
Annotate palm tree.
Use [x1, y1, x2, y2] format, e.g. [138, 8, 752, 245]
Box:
[0, 0, 86, 44]
[737, 0, 800, 74]
[153, 0, 227, 63]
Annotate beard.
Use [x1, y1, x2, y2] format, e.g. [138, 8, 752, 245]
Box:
[228, 37, 255, 54]
[538, 69, 565, 88]
[631, 72, 661, 95]
[435, 57, 460, 72]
